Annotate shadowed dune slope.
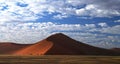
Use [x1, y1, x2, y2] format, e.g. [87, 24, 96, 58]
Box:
[13, 33, 120, 56]
[0, 42, 31, 54]
[110, 48, 120, 53]
[44, 33, 120, 55]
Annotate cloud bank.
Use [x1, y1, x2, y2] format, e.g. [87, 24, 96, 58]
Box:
[0, 22, 120, 48]
[0, 0, 120, 22]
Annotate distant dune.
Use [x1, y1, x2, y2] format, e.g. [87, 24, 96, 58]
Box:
[0, 33, 120, 56]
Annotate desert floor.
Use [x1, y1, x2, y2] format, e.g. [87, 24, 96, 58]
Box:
[0, 55, 120, 64]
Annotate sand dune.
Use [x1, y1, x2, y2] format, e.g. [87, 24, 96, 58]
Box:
[13, 40, 53, 55]
[0, 42, 31, 54]
[0, 33, 120, 55]
[110, 48, 120, 53]
[45, 33, 120, 55]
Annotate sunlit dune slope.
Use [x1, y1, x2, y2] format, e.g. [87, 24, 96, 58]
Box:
[13, 40, 53, 55]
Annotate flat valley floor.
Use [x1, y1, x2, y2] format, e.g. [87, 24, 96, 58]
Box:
[0, 55, 120, 64]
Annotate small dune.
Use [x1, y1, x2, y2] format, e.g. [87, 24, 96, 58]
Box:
[0, 42, 31, 54]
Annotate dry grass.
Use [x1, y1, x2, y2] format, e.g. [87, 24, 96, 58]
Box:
[0, 55, 120, 64]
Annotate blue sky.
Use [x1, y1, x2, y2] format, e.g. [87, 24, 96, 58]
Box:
[0, 0, 120, 48]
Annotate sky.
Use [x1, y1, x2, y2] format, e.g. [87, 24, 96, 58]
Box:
[0, 0, 120, 48]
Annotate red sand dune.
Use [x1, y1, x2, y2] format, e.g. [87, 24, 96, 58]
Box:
[13, 40, 53, 55]
[0, 42, 31, 54]
[110, 48, 120, 53]
[0, 33, 120, 56]
[13, 33, 120, 55]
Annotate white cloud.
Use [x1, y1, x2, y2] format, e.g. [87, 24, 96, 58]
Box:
[53, 14, 68, 19]
[0, 0, 120, 22]
[76, 8, 86, 16]
[98, 23, 108, 27]
[100, 25, 120, 34]
[76, 4, 120, 17]
[114, 20, 120, 22]
[85, 24, 96, 28]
